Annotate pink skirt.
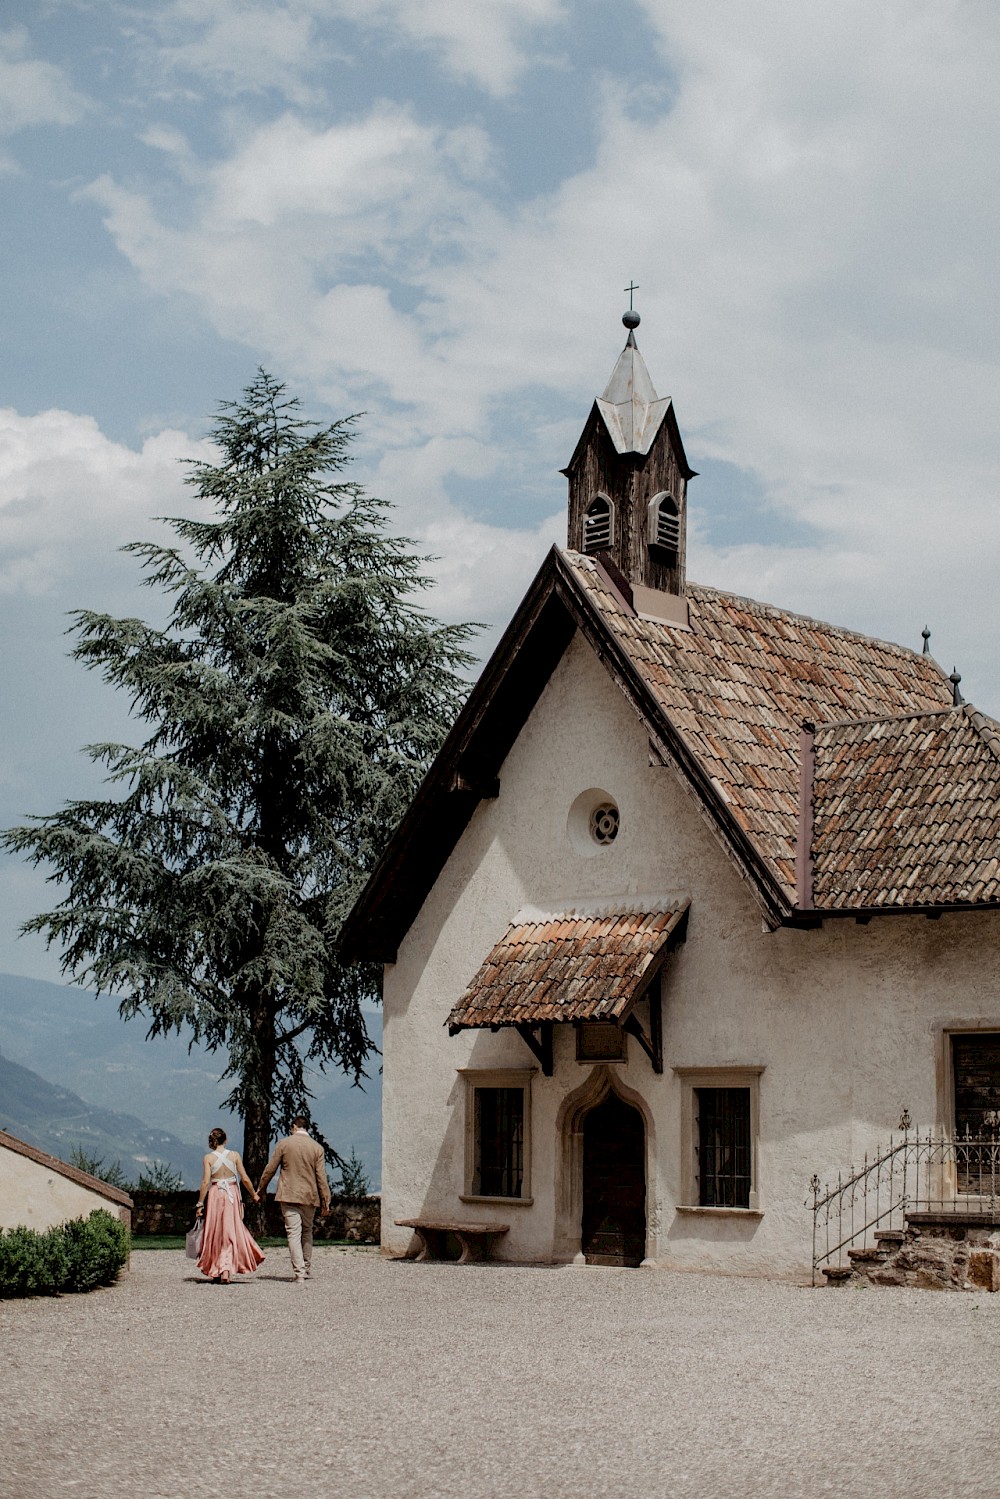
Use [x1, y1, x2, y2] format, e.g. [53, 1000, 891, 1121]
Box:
[197, 1183, 265, 1279]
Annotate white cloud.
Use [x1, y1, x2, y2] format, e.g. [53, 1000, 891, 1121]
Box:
[78, 0, 1000, 709]
[82, 105, 502, 432]
[329, 0, 566, 94]
[0, 27, 86, 134]
[151, 0, 564, 99]
[369, 434, 563, 629]
[151, 1, 328, 106]
[210, 108, 472, 228]
[0, 409, 208, 597]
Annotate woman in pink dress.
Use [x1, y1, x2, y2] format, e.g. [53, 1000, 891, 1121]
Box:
[195, 1128, 265, 1284]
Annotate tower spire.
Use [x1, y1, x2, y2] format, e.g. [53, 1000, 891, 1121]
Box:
[623, 281, 640, 341]
[560, 302, 697, 613]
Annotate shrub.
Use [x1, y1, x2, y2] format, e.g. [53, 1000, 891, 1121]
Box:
[68, 1145, 131, 1190]
[56, 1211, 130, 1292]
[136, 1160, 183, 1192]
[336, 1147, 372, 1199]
[0, 1225, 70, 1298]
[0, 1211, 129, 1299]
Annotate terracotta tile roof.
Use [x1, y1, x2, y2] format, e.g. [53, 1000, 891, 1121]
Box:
[565, 552, 955, 905]
[341, 545, 999, 961]
[811, 707, 1000, 909]
[447, 901, 689, 1030]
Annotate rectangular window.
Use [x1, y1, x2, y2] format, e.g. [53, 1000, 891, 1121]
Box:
[473, 1087, 524, 1198]
[674, 1066, 763, 1213]
[696, 1087, 751, 1208]
[460, 1068, 534, 1205]
[952, 1032, 1000, 1194]
[953, 1032, 1000, 1134]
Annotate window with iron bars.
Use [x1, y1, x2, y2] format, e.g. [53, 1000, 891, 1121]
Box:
[583, 494, 613, 551]
[952, 1031, 1000, 1192]
[472, 1086, 524, 1198]
[695, 1087, 752, 1208]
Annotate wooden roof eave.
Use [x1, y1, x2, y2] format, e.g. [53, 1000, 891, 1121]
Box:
[559, 401, 613, 478]
[662, 402, 697, 480]
[338, 547, 575, 963]
[558, 400, 697, 480]
[789, 898, 1000, 925]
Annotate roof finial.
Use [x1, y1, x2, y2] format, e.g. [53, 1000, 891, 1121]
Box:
[623, 281, 640, 333]
[949, 667, 963, 705]
[921, 625, 931, 655]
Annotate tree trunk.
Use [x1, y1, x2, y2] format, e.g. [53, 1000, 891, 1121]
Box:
[242, 994, 276, 1239]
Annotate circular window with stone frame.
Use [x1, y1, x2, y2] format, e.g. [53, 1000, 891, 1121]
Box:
[567, 788, 622, 856]
[590, 802, 620, 846]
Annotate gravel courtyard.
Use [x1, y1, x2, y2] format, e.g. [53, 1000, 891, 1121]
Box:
[2, 1246, 997, 1499]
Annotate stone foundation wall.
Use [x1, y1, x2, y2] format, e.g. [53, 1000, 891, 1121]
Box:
[828, 1214, 1000, 1291]
[132, 1190, 380, 1244]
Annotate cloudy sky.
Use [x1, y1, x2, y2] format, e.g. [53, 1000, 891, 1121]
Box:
[2, 0, 1000, 983]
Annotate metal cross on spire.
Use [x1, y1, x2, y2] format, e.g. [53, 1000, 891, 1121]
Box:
[623, 281, 640, 331]
[624, 281, 639, 311]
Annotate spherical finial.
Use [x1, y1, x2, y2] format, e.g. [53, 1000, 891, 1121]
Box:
[949, 667, 962, 705]
[623, 309, 640, 330]
[921, 624, 931, 655]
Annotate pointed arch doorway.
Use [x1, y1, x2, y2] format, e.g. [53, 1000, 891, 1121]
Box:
[554, 1066, 654, 1267]
[581, 1090, 647, 1266]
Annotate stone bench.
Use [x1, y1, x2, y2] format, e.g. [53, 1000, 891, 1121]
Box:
[394, 1218, 510, 1265]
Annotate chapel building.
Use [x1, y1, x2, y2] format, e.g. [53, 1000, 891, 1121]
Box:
[341, 314, 1000, 1281]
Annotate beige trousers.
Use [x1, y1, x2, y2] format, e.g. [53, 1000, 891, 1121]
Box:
[280, 1202, 316, 1278]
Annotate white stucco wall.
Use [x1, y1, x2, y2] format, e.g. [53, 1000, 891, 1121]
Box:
[0, 1140, 131, 1233]
[382, 630, 1000, 1280]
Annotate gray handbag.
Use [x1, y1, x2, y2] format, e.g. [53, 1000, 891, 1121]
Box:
[185, 1214, 204, 1259]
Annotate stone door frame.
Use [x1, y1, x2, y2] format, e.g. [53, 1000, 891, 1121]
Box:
[554, 1064, 656, 1265]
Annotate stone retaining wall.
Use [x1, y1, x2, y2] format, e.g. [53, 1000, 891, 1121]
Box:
[132, 1190, 380, 1244]
[827, 1213, 1000, 1290]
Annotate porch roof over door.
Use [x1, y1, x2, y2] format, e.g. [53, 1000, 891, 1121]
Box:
[446, 898, 690, 1033]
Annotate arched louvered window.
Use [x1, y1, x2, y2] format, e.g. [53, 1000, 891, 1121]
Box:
[648, 492, 680, 552]
[583, 493, 614, 552]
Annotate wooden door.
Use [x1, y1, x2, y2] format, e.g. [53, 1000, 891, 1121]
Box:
[581, 1092, 646, 1267]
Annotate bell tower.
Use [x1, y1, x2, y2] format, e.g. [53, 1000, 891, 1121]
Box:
[562, 302, 695, 620]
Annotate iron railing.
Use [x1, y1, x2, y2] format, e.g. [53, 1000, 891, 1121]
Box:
[808, 1118, 1000, 1285]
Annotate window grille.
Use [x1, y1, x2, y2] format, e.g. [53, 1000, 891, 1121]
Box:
[952, 1032, 1000, 1191]
[473, 1086, 524, 1197]
[696, 1087, 751, 1207]
[647, 492, 680, 552]
[590, 802, 619, 845]
[584, 494, 613, 552]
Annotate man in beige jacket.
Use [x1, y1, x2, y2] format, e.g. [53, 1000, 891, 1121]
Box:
[258, 1117, 331, 1282]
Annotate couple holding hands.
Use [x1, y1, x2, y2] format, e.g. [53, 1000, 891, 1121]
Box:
[195, 1116, 331, 1283]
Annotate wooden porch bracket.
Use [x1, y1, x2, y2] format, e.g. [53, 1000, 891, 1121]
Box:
[514, 1021, 554, 1076]
[448, 771, 501, 798]
[622, 988, 663, 1073]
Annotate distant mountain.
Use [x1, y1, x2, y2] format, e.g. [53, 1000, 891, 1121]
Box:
[0, 1049, 207, 1185]
[0, 971, 381, 1187]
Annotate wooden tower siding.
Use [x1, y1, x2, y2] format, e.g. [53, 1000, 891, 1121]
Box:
[564, 403, 689, 596]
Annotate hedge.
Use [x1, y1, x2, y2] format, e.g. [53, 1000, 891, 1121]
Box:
[0, 1210, 129, 1299]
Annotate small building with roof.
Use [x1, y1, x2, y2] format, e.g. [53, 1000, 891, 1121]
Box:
[341, 314, 1000, 1280]
[0, 1129, 132, 1234]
